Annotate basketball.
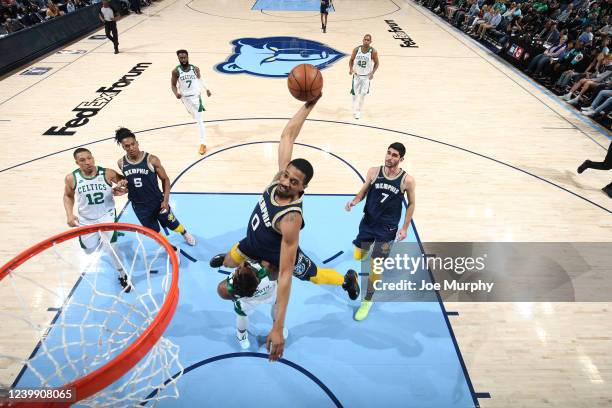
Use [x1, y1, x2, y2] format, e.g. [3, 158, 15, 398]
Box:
[287, 64, 323, 102]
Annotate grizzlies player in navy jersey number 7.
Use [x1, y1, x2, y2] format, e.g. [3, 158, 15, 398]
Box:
[210, 95, 359, 362]
[346, 143, 416, 321]
[114, 127, 196, 247]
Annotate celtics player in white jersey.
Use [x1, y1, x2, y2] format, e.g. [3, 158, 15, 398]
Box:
[217, 261, 288, 350]
[348, 34, 380, 120]
[63, 148, 131, 291]
[171, 49, 212, 155]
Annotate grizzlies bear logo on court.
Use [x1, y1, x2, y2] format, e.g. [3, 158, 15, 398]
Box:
[216, 37, 345, 77]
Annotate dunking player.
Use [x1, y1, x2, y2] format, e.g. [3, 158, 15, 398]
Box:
[114, 127, 196, 247]
[320, 0, 333, 33]
[210, 95, 359, 361]
[63, 148, 131, 291]
[217, 261, 288, 350]
[348, 34, 379, 120]
[345, 143, 416, 321]
[171, 49, 212, 155]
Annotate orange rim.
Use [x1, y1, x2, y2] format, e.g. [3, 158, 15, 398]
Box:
[0, 223, 180, 407]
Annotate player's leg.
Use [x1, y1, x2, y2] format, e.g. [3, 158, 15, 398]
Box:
[182, 95, 206, 154]
[210, 239, 253, 269]
[79, 224, 131, 292]
[352, 218, 375, 261]
[193, 96, 207, 154]
[357, 77, 369, 117]
[157, 207, 196, 246]
[355, 235, 394, 321]
[351, 75, 360, 118]
[295, 249, 360, 300]
[323, 10, 328, 32]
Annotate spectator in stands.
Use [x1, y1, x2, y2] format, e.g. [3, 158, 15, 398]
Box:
[502, 2, 522, 22]
[538, 20, 561, 45]
[580, 88, 612, 116]
[46, 0, 64, 18]
[556, 3, 574, 24]
[467, 4, 492, 33]
[129, 0, 141, 14]
[4, 15, 23, 31]
[578, 24, 595, 46]
[74, 0, 87, 8]
[66, 0, 75, 12]
[598, 15, 612, 36]
[477, 7, 502, 39]
[561, 55, 612, 104]
[532, 0, 549, 14]
[461, 0, 480, 28]
[526, 35, 568, 76]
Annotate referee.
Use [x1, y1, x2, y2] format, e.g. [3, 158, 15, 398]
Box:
[99, 0, 119, 54]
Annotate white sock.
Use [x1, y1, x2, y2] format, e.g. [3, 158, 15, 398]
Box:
[236, 315, 248, 334]
[109, 243, 126, 278]
[194, 111, 206, 144]
[358, 95, 365, 112]
[352, 94, 359, 113]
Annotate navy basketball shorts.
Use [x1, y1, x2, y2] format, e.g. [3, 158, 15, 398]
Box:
[352, 218, 397, 259]
[235, 238, 318, 281]
[132, 203, 181, 233]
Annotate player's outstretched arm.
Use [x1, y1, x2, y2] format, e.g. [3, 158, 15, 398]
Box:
[63, 174, 78, 227]
[397, 175, 415, 241]
[346, 166, 377, 211]
[150, 155, 171, 211]
[276, 95, 322, 177]
[265, 211, 300, 361]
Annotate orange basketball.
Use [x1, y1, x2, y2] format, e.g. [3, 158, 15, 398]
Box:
[287, 64, 323, 102]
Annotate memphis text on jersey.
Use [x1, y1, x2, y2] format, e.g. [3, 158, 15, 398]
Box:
[44, 63, 152, 136]
[123, 167, 150, 177]
[257, 196, 273, 228]
[385, 20, 418, 48]
[374, 181, 400, 195]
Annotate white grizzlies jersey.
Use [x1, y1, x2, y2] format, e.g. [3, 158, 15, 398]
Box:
[176, 64, 200, 97]
[352, 46, 375, 76]
[74, 166, 115, 221]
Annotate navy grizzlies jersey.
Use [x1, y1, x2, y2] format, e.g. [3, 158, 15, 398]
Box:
[244, 182, 305, 264]
[122, 152, 163, 205]
[363, 166, 406, 226]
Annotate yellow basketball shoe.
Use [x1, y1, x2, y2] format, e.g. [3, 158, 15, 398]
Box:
[354, 300, 373, 321]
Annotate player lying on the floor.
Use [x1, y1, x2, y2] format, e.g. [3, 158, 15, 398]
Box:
[217, 261, 288, 350]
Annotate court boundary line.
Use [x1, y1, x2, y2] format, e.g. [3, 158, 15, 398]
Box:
[140, 353, 343, 407]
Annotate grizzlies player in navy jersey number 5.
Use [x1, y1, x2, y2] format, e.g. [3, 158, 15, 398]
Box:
[210, 95, 359, 362]
[346, 142, 416, 321]
[114, 128, 196, 247]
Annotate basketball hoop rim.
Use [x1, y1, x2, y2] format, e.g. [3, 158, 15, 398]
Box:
[0, 223, 180, 406]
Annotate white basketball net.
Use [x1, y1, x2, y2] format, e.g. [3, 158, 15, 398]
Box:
[0, 227, 183, 407]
